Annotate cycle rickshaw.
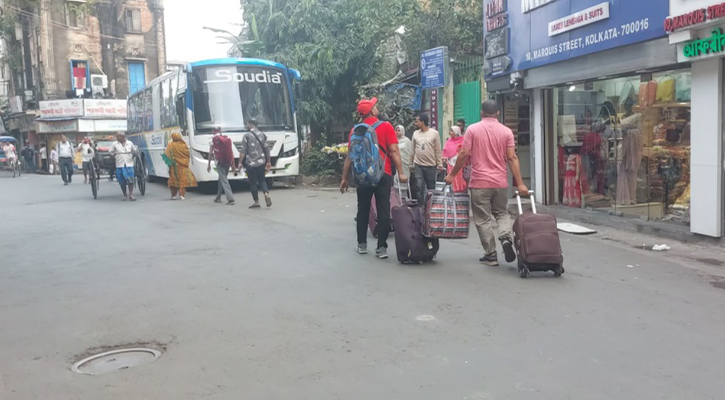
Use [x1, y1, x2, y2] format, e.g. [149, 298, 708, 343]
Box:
[89, 150, 147, 200]
[0, 136, 21, 178]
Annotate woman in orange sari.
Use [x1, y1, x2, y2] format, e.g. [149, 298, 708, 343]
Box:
[165, 133, 197, 200]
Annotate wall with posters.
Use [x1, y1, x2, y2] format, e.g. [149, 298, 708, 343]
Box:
[484, 0, 670, 79]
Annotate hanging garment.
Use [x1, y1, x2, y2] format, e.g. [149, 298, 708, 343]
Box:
[656, 77, 676, 103]
[616, 129, 643, 205]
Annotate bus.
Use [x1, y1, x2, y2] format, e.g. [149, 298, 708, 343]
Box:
[127, 58, 302, 184]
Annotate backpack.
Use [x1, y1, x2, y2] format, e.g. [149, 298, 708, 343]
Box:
[349, 121, 386, 187]
[212, 135, 234, 166]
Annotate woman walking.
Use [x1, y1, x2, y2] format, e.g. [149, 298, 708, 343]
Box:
[164, 133, 197, 200]
[442, 126, 467, 192]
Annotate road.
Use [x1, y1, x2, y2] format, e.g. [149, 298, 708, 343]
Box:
[1, 173, 725, 400]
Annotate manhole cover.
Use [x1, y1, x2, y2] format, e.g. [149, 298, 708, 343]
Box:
[72, 348, 161, 376]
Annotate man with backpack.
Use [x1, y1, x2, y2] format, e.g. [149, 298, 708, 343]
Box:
[236, 119, 272, 209]
[207, 127, 236, 205]
[340, 98, 408, 259]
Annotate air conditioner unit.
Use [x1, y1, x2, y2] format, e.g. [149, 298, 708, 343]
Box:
[91, 74, 108, 89]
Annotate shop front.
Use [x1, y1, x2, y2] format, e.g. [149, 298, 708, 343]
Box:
[489, 0, 708, 234]
[664, 0, 725, 237]
[36, 99, 128, 168]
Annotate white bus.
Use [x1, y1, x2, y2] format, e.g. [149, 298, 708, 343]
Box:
[127, 58, 302, 184]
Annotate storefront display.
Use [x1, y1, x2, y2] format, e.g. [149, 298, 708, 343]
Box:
[553, 69, 692, 224]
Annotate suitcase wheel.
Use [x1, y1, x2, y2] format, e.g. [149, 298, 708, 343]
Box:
[518, 258, 529, 279]
[554, 264, 565, 277]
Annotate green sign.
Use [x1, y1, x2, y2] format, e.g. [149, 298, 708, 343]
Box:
[683, 28, 725, 58]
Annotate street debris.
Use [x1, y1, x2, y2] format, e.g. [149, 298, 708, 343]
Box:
[652, 244, 671, 251]
[627, 265, 634, 268]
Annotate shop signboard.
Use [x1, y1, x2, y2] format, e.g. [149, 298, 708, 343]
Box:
[83, 99, 128, 119]
[429, 90, 439, 130]
[93, 119, 128, 132]
[667, 0, 725, 32]
[37, 119, 78, 133]
[77, 119, 95, 132]
[421, 47, 448, 89]
[39, 100, 83, 118]
[485, 0, 669, 78]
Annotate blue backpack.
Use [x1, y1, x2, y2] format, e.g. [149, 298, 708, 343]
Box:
[349, 121, 386, 187]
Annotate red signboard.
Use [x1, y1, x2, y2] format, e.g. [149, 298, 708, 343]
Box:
[665, 2, 725, 32]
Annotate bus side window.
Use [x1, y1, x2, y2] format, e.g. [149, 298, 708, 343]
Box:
[176, 93, 187, 132]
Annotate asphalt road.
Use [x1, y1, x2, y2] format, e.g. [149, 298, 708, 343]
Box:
[1, 173, 725, 400]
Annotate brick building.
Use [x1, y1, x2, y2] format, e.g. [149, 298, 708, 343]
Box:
[3, 0, 166, 144]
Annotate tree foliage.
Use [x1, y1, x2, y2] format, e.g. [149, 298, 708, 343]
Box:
[237, 0, 482, 142]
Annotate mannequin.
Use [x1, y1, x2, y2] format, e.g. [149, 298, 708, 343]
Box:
[616, 125, 643, 205]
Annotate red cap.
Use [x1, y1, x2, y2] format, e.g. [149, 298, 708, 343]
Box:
[356, 98, 378, 116]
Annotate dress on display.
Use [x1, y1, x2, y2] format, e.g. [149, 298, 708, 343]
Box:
[616, 128, 643, 205]
[562, 153, 582, 208]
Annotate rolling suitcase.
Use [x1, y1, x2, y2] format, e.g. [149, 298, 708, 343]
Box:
[513, 191, 565, 278]
[392, 186, 439, 263]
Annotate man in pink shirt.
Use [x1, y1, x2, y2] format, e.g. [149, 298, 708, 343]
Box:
[446, 100, 529, 266]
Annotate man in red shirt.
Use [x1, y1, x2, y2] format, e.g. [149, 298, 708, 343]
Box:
[446, 100, 529, 266]
[341, 98, 408, 259]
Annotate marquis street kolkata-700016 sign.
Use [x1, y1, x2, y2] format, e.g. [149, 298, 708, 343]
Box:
[501, 0, 669, 74]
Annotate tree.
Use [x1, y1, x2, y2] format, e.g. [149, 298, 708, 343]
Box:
[239, 0, 419, 143]
[235, 0, 483, 144]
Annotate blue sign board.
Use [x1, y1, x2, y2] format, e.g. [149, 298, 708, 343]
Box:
[421, 47, 448, 89]
[484, 0, 670, 79]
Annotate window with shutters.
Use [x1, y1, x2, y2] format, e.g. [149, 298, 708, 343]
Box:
[126, 9, 142, 33]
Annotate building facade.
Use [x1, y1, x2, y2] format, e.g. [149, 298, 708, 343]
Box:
[483, 0, 722, 237]
[2, 0, 166, 149]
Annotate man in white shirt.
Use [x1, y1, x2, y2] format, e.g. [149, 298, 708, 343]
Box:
[50, 148, 59, 174]
[109, 132, 138, 201]
[2, 142, 17, 170]
[56, 135, 75, 185]
[77, 138, 95, 184]
[39, 144, 48, 173]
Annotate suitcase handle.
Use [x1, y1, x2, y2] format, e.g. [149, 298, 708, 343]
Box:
[395, 176, 412, 201]
[515, 191, 536, 215]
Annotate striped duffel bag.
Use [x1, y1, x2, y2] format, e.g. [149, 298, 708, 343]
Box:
[423, 187, 470, 239]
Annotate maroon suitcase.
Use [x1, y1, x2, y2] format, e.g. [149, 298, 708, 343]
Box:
[392, 187, 439, 263]
[513, 192, 565, 278]
[369, 182, 404, 238]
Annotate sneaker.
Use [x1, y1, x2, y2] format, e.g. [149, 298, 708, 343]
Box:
[357, 243, 368, 254]
[171, 196, 178, 200]
[227, 200, 235, 205]
[479, 254, 499, 266]
[375, 247, 388, 259]
[64, 182, 68, 186]
[214, 198, 222, 203]
[180, 196, 185, 200]
[501, 239, 516, 263]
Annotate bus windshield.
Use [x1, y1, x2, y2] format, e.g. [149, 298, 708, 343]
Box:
[191, 65, 293, 133]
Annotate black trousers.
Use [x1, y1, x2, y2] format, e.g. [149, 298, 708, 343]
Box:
[413, 165, 438, 207]
[356, 174, 392, 249]
[59, 157, 74, 183]
[247, 165, 269, 202]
